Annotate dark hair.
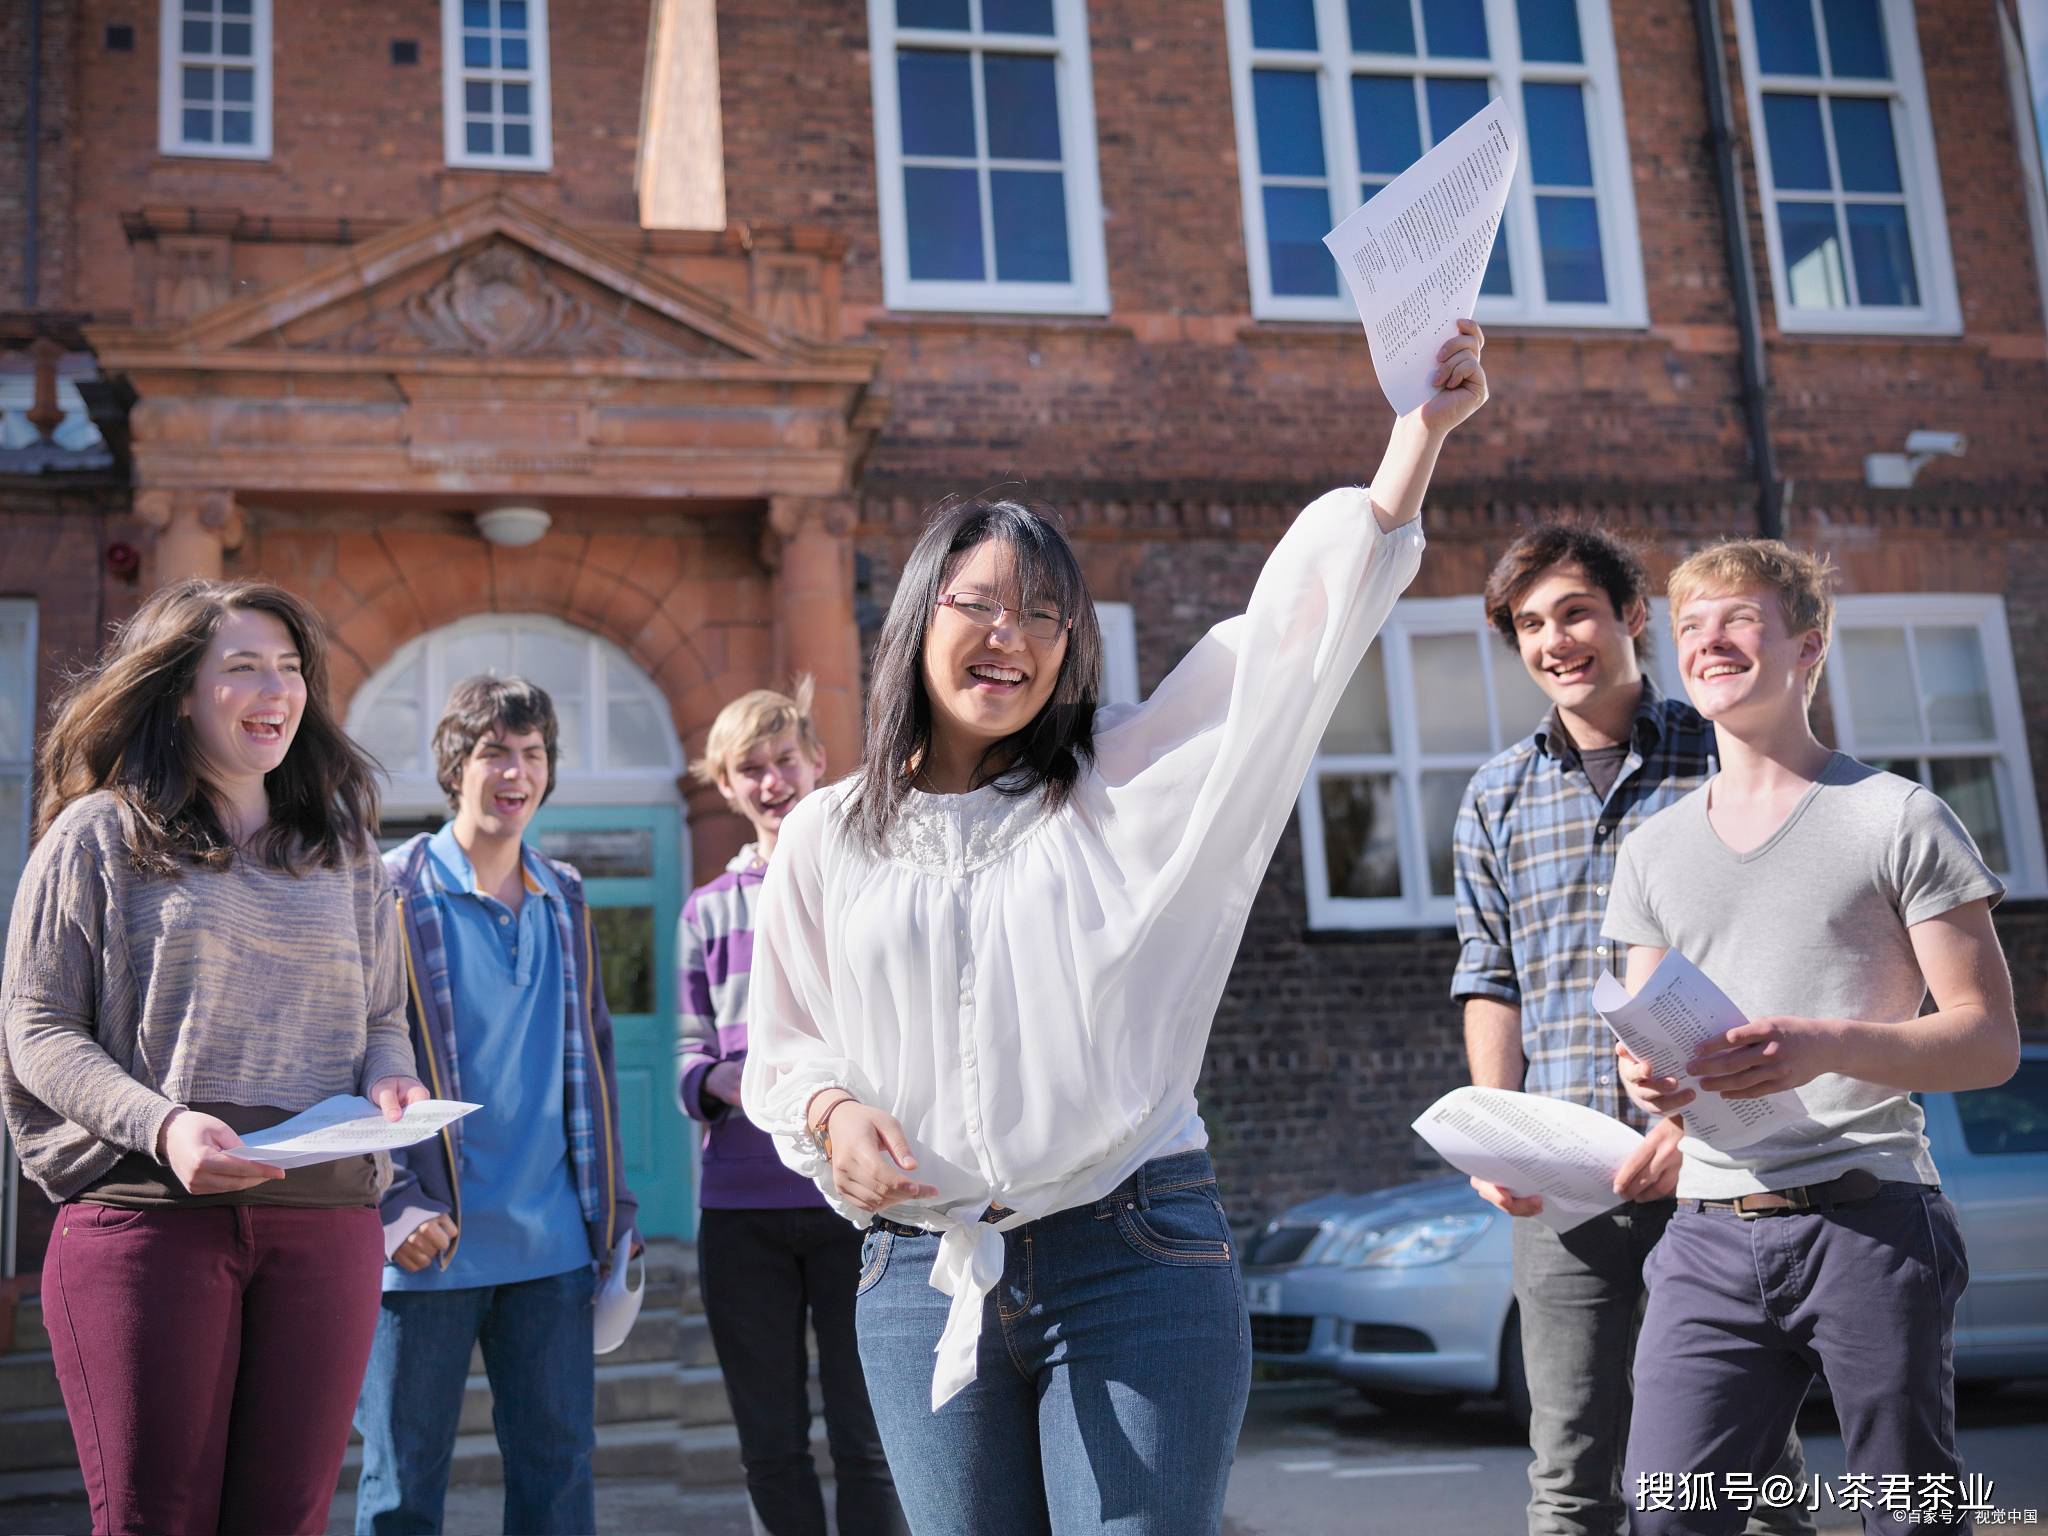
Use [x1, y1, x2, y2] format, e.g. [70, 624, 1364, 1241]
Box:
[845, 490, 1103, 852]
[432, 674, 562, 811]
[1483, 523, 1653, 661]
[37, 578, 379, 875]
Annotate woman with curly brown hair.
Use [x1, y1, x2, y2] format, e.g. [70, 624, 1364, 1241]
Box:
[0, 578, 425, 1536]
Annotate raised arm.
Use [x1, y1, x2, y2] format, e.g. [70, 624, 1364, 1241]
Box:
[1369, 320, 1489, 533]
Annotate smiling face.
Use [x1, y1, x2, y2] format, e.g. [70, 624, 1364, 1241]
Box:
[1674, 584, 1824, 726]
[1511, 562, 1646, 715]
[180, 605, 307, 792]
[719, 727, 826, 847]
[452, 724, 551, 843]
[920, 537, 1069, 764]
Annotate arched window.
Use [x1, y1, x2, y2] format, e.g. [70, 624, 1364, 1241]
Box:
[347, 614, 684, 809]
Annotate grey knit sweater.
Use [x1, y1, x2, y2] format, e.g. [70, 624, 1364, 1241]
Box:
[0, 791, 415, 1199]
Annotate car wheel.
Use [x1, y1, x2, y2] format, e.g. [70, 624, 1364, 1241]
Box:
[1500, 1305, 1531, 1430]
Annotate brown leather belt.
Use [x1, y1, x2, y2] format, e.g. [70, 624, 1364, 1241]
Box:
[872, 1203, 1011, 1238]
[1692, 1167, 1896, 1220]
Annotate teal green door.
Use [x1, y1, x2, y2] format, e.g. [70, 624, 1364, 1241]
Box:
[529, 804, 694, 1240]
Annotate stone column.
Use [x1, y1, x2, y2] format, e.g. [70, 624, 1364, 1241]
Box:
[134, 489, 245, 588]
[764, 495, 863, 776]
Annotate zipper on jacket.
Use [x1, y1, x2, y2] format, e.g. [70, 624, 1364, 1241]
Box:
[584, 903, 619, 1257]
[396, 895, 463, 1270]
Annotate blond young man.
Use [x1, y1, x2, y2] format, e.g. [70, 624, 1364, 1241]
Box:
[678, 680, 904, 1536]
[1606, 542, 2019, 1536]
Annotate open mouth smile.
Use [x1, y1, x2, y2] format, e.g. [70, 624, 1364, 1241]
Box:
[490, 788, 531, 816]
[1696, 662, 1749, 681]
[241, 713, 287, 743]
[967, 663, 1027, 693]
[1546, 657, 1594, 683]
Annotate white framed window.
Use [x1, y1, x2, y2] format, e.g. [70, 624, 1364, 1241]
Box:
[1094, 600, 1140, 706]
[347, 615, 681, 811]
[1223, 0, 1647, 326]
[0, 602, 37, 924]
[158, 0, 272, 159]
[867, 0, 1111, 315]
[1732, 0, 1960, 334]
[1824, 595, 2046, 897]
[1299, 597, 1556, 929]
[442, 0, 553, 171]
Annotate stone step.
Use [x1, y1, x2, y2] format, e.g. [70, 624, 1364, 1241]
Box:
[0, 1407, 74, 1476]
[678, 1419, 829, 1489]
[338, 1418, 682, 1489]
[0, 1351, 64, 1415]
[0, 1464, 84, 1508]
[9, 1299, 48, 1357]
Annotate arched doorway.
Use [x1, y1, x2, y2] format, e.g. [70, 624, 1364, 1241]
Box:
[348, 614, 697, 1240]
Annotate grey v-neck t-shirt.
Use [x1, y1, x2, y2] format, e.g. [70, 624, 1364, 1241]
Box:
[1602, 753, 2003, 1198]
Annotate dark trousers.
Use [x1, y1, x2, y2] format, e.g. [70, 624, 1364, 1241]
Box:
[698, 1206, 907, 1536]
[43, 1201, 384, 1536]
[1626, 1185, 1972, 1536]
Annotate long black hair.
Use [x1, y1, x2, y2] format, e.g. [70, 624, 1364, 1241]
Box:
[844, 490, 1104, 853]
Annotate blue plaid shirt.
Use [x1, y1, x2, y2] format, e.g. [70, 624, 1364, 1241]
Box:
[1450, 679, 1717, 1127]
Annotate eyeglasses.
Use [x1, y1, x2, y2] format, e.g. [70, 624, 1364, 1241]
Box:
[936, 592, 1071, 643]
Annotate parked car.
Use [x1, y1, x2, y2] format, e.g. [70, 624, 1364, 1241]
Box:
[1242, 1043, 2048, 1420]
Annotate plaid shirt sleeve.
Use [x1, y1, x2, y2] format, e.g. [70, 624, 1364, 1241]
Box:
[1451, 773, 1519, 1005]
[675, 895, 730, 1125]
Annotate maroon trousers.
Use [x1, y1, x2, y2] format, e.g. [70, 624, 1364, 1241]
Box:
[43, 1202, 384, 1536]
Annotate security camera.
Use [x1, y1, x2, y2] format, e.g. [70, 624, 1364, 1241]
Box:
[1904, 430, 1967, 457]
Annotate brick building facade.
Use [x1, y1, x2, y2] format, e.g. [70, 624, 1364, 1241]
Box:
[3, 0, 2046, 1266]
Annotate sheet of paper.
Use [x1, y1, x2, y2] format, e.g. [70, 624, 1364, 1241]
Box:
[1323, 96, 1519, 416]
[1412, 1086, 1644, 1233]
[1592, 953, 1808, 1151]
[231, 1094, 480, 1170]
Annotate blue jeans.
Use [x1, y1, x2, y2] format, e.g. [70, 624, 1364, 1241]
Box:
[352, 1265, 596, 1536]
[854, 1150, 1252, 1536]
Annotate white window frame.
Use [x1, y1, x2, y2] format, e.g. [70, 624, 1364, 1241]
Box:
[1095, 600, 1140, 706]
[1299, 596, 1556, 930]
[1823, 594, 2046, 897]
[867, 0, 1111, 315]
[1732, 0, 1961, 335]
[0, 599, 36, 920]
[441, 0, 554, 172]
[158, 0, 273, 160]
[1223, 0, 1648, 327]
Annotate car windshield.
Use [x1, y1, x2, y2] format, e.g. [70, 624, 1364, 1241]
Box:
[1954, 1060, 2048, 1156]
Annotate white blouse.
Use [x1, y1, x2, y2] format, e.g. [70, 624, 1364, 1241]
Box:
[741, 486, 1424, 1408]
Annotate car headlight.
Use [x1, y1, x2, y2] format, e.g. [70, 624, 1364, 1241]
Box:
[1343, 1212, 1492, 1268]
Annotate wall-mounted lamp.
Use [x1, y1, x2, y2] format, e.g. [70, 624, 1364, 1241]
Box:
[1864, 430, 1968, 489]
[473, 505, 552, 547]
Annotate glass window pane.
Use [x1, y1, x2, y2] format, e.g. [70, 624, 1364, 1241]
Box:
[983, 0, 1055, 34]
[1491, 649, 1552, 739]
[1318, 774, 1402, 898]
[1422, 769, 1469, 896]
[0, 772, 26, 913]
[1410, 633, 1493, 753]
[1352, 76, 1422, 175]
[222, 0, 251, 12]
[466, 120, 495, 154]
[516, 630, 587, 706]
[899, 50, 978, 157]
[220, 21, 251, 55]
[1839, 627, 1920, 742]
[464, 33, 491, 66]
[185, 65, 216, 102]
[1346, 0, 1415, 54]
[537, 826, 654, 878]
[553, 701, 585, 771]
[183, 18, 213, 53]
[0, 621, 33, 758]
[1481, 211, 1512, 295]
[1752, 0, 1821, 74]
[221, 66, 253, 102]
[984, 55, 1061, 161]
[501, 35, 529, 69]
[1830, 97, 1901, 192]
[503, 82, 530, 116]
[904, 166, 986, 279]
[1422, 0, 1489, 58]
[442, 628, 509, 687]
[184, 107, 215, 142]
[1524, 81, 1592, 186]
[898, 0, 970, 26]
[1252, 0, 1318, 49]
[222, 109, 253, 144]
[1915, 627, 1994, 743]
[1778, 201, 1848, 306]
[1326, 644, 1392, 754]
[1927, 758, 2009, 873]
[1516, 0, 1583, 62]
[1820, 0, 1889, 77]
[1263, 185, 1340, 296]
[464, 0, 490, 26]
[466, 80, 493, 114]
[992, 170, 1072, 281]
[503, 122, 532, 157]
[1253, 70, 1327, 177]
[501, 0, 529, 29]
[1846, 203, 1918, 306]
[606, 698, 672, 770]
[1537, 195, 1606, 302]
[1762, 93, 1831, 190]
[354, 656, 425, 774]
[1424, 76, 1492, 143]
[1955, 1061, 2048, 1156]
[592, 905, 658, 1014]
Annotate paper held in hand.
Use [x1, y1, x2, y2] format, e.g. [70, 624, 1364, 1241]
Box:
[1592, 952, 1808, 1151]
[1322, 95, 1518, 416]
[231, 1094, 481, 1170]
[1413, 1086, 1645, 1233]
